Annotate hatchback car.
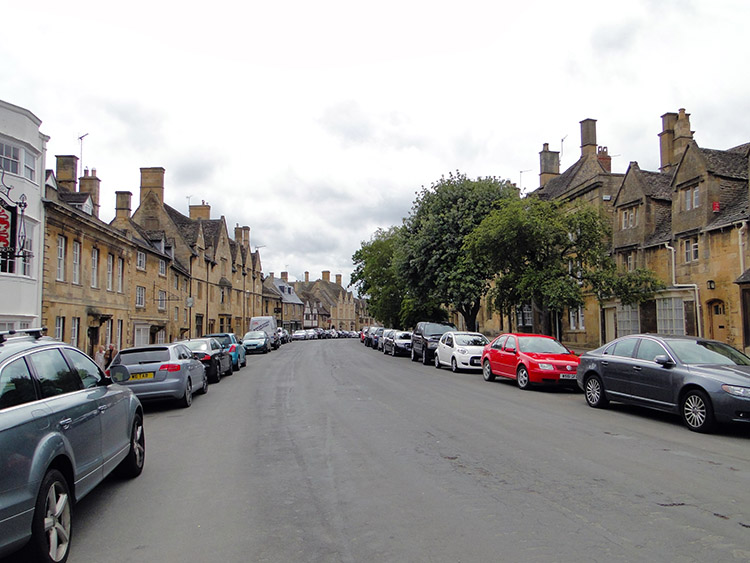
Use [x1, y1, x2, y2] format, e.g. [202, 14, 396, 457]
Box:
[178, 338, 233, 383]
[107, 342, 208, 408]
[577, 334, 750, 432]
[242, 330, 271, 353]
[204, 332, 246, 371]
[435, 332, 490, 372]
[481, 333, 580, 389]
[384, 331, 412, 357]
[411, 321, 458, 365]
[0, 329, 144, 563]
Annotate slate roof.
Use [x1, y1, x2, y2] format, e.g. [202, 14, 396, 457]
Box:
[639, 170, 673, 201]
[164, 204, 200, 253]
[644, 203, 673, 248]
[700, 147, 748, 180]
[705, 179, 750, 231]
[532, 157, 587, 200]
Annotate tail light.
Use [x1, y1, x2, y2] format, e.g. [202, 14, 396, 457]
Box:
[199, 354, 211, 361]
[229, 344, 236, 353]
[159, 363, 182, 372]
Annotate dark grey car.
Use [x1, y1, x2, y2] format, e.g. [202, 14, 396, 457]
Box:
[577, 334, 750, 432]
[0, 329, 144, 562]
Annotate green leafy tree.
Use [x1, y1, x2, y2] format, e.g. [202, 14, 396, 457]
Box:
[396, 171, 518, 330]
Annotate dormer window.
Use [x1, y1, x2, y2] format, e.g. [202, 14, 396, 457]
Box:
[621, 206, 638, 230]
[682, 185, 700, 211]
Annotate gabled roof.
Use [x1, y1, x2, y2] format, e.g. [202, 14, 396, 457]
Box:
[532, 157, 587, 200]
[164, 204, 201, 252]
[699, 147, 748, 180]
[638, 170, 673, 201]
[705, 179, 749, 231]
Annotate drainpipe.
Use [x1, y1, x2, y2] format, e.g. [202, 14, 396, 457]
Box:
[738, 221, 747, 276]
[665, 243, 702, 337]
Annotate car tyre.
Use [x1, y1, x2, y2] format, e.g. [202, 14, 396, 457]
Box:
[212, 360, 221, 383]
[224, 360, 234, 376]
[25, 469, 72, 563]
[411, 348, 418, 362]
[584, 374, 609, 408]
[233, 357, 240, 371]
[391, 346, 396, 357]
[681, 389, 716, 433]
[434, 353, 441, 369]
[422, 350, 430, 365]
[199, 372, 209, 395]
[115, 412, 145, 479]
[517, 365, 531, 390]
[451, 357, 459, 373]
[482, 360, 495, 382]
[178, 379, 193, 408]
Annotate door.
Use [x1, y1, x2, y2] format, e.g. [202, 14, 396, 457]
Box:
[486, 335, 507, 375]
[598, 337, 638, 398]
[708, 300, 728, 343]
[628, 338, 675, 407]
[604, 307, 616, 344]
[499, 335, 519, 378]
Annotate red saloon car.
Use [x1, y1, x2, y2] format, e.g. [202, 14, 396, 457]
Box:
[481, 333, 580, 389]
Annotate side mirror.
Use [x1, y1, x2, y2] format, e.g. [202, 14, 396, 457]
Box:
[108, 364, 131, 383]
[654, 354, 674, 367]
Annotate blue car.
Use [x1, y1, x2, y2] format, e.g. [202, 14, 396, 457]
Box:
[205, 333, 247, 370]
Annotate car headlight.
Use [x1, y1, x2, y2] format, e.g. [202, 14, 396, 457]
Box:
[538, 363, 554, 370]
[721, 384, 750, 398]
[457, 348, 468, 355]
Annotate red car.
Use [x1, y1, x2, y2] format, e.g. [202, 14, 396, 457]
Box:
[481, 333, 579, 390]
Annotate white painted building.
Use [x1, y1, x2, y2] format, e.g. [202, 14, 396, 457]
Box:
[0, 99, 48, 330]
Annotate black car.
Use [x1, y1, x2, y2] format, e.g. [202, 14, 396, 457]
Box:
[177, 338, 233, 383]
[577, 333, 750, 432]
[410, 321, 457, 365]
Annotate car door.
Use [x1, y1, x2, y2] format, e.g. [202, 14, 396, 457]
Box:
[597, 337, 638, 398]
[29, 347, 104, 497]
[437, 334, 452, 366]
[486, 335, 507, 375]
[629, 338, 676, 408]
[500, 335, 520, 378]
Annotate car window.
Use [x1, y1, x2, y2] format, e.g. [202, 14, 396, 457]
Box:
[397, 333, 411, 340]
[604, 338, 638, 358]
[0, 357, 37, 409]
[64, 348, 102, 388]
[29, 348, 82, 398]
[492, 335, 507, 350]
[518, 337, 568, 354]
[666, 339, 750, 365]
[118, 349, 171, 365]
[504, 337, 517, 352]
[635, 339, 668, 362]
[455, 334, 489, 347]
[424, 323, 455, 337]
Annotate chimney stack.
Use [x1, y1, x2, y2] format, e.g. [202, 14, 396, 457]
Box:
[673, 108, 693, 161]
[322, 270, 331, 282]
[189, 201, 211, 220]
[580, 118, 597, 157]
[539, 143, 560, 187]
[597, 146, 612, 173]
[115, 191, 132, 221]
[305, 271, 310, 282]
[281, 271, 288, 282]
[335, 274, 342, 286]
[139, 167, 165, 205]
[55, 155, 78, 193]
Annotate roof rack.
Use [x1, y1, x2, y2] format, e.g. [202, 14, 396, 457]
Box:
[0, 327, 48, 345]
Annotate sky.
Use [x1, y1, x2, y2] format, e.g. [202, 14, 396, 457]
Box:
[4, 0, 750, 290]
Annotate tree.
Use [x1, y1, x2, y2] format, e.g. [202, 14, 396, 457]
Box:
[466, 197, 663, 334]
[396, 171, 518, 330]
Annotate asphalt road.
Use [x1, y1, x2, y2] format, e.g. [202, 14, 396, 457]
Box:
[46, 339, 750, 562]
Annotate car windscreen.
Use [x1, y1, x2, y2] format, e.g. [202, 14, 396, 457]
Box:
[518, 337, 569, 354]
[424, 323, 456, 337]
[666, 339, 750, 365]
[455, 334, 489, 347]
[396, 333, 411, 340]
[210, 335, 231, 346]
[244, 332, 265, 339]
[184, 340, 210, 352]
[118, 348, 170, 365]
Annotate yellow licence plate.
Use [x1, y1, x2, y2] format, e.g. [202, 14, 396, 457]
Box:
[131, 372, 155, 380]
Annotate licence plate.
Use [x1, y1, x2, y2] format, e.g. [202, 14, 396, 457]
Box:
[131, 372, 155, 380]
[470, 358, 480, 366]
[560, 373, 577, 380]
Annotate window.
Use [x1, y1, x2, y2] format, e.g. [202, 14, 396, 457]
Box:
[683, 185, 700, 211]
[0, 358, 36, 409]
[220, 287, 226, 304]
[174, 274, 179, 290]
[105, 319, 112, 346]
[683, 237, 699, 263]
[635, 339, 668, 362]
[56, 236, 66, 281]
[0, 142, 20, 175]
[657, 297, 685, 335]
[616, 303, 640, 336]
[158, 290, 167, 311]
[155, 329, 166, 344]
[66, 348, 102, 389]
[569, 306, 585, 330]
[516, 305, 533, 327]
[70, 241, 79, 284]
[184, 308, 188, 323]
[136, 286, 146, 308]
[159, 259, 166, 276]
[136, 251, 146, 270]
[107, 254, 114, 291]
[91, 248, 99, 288]
[24, 151, 36, 182]
[621, 206, 638, 230]
[71, 317, 80, 347]
[197, 281, 203, 299]
[116, 319, 123, 351]
[55, 316, 65, 341]
[20, 237, 32, 276]
[117, 257, 124, 292]
[174, 306, 179, 321]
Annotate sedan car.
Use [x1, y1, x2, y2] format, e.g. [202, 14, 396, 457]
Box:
[384, 331, 412, 357]
[243, 330, 271, 353]
[577, 334, 750, 432]
[435, 331, 489, 372]
[108, 342, 208, 407]
[204, 332, 246, 370]
[292, 330, 307, 341]
[0, 329, 144, 563]
[481, 333, 580, 389]
[178, 337, 233, 383]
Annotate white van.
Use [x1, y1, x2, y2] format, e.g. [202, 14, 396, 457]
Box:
[249, 316, 280, 349]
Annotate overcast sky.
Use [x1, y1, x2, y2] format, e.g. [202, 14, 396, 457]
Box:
[4, 0, 749, 288]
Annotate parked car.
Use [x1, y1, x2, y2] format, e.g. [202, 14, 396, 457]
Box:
[577, 334, 750, 432]
[0, 328, 145, 563]
[481, 333, 580, 389]
[277, 328, 291, 344]
[108, 342, 208, 407]
[178, 337, 233, 383]
[360, 327, 369, 343]
[384, 330, 412, 357]
[371, 327, 385, 351]
[411, 321, 458, 365]
[380, 329, 395, 353]
[250, 316, 280, 349]
[435, 331, 490, 372]
[305, 329, 317, 340]
[363, 327, 376, 347]
[292, 329, 307, 341]
[242, 330, 271, 353]
[204, 332, 246, 370]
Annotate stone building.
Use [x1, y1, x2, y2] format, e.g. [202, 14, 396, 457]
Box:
[264, 272, 304, 332]
[292, 271, 358, 331]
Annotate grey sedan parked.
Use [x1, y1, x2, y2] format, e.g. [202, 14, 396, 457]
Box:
[108, 342, 208, 408]
[577, 334, 750, 432]
[0, 329, 144, 563]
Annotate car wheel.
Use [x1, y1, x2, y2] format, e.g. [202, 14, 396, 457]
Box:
[199, 372, 209, 394]
[233, 357, 240, 371]
[681, 389, 716, 433]
[224, 360, 234, 376]
[482, 360, 495, 382]
[584, 374, 609, 408]
[391, 346, 396, 357]
[451, 357, 459, 373]
[178, 379, 193, 408]
[116, 412, 145, 479]
[241, 356, 247, 367]
[434, 353, 441, 369]
[411, 348, 418, 362]
[422, 350, 430, 365]
[212, 360, 221, 383]
[26, 469, 72, 563]
[517, 365, 531, 390]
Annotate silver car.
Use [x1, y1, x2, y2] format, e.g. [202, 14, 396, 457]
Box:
[108, 343, 208, 408]
[0, 329, 145, 562]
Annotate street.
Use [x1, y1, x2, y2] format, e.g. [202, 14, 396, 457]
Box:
[39, 340, 750, 561]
